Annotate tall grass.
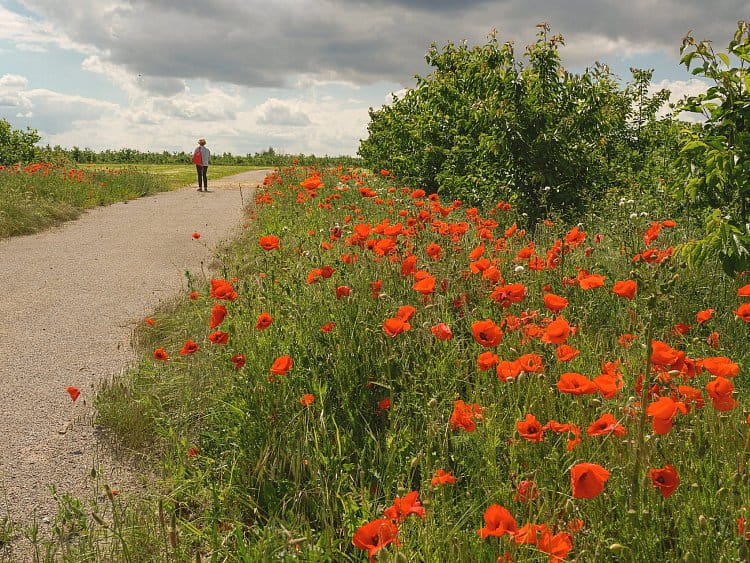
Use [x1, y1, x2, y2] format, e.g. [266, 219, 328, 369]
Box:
[39, 166, 750, 561]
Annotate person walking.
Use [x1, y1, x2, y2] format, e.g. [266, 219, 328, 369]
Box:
[192, 138, 211, 192]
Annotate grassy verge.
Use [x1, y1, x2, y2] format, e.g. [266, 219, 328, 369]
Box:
[43, 165, 750, 561]
[0, 162, 261, 239]
[93, 164, 267, 191]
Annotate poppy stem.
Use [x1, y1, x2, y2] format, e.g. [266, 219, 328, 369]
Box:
[629, 317, 654, 511]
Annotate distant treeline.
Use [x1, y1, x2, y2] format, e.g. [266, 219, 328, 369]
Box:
[35, 145, 363, 168]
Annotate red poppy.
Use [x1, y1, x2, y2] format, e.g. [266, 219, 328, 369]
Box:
[383, 317, 410, 337]
[208, 331, 229, 345]
[496, 360, 522, 381]
[270, 355, 293, 375]
[586, 413, 626, 437]
[189, 291, 198, 300]
[370, 280, 383, 298]
[556, 372, 597, 395]
[320, 322, 335, 333]
[426, 242, 442, 260]
[646, 396, 687, 434]
[144, 317, 155, 326]
[650, 340, 682, 368]
[186, 447, 199, 458]
[384, 491, 426, 522]
[513, 479, 540, 502]
[256, 312, 273, 330]
[299, 393, 315, 407]
[517, 353, 544, 373]
[570, 462, 610, 499]
[396, 305, 416, 322]
[153, 347, 169, 361]
[231, 354, 246, 370]
[258, 235, 280, 250]
[477, 351, 500, 371]
[377, 397, 391, 411]
[431, 469, 457, 485]
[696, 308, 715, 324]
[538, 530, 574, 562]
[612, 280, 637, 300]
[431, 322, 453, 341]
[556, 344, 580, 362]
[578, 271, 606, 289]
[179, 340, 199, 355]
[735, 303, 750, 322]
[489, 283, 527, 307]
[648, 465, 679, 498]
[477, 504, 517, 538]
[449, 400, 483, 432]
[706, 376, 738, 411]
[400, 254, 417, 276]
[66, 386, 81, 402]
[352, 519, 400, 563]
[517, 414, 545, 442]
[335, 285, 351, 299]
[543, 293, 568, 313]
[471, 319, 503, 347]
[701, 356, 739, 377]
[737, 283, 750, 297]
[210, 278, 238, 301]
[209, 304, 227, 329]
[542, 316, 571, 345]
[192, 232, 201, 239]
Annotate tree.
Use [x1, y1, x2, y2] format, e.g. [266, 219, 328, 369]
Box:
[0, 119, 40, 165]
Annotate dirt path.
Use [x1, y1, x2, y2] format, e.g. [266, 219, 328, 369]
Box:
[0, 169, 270, 557]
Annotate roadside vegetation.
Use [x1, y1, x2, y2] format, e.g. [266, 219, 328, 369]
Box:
[5, 20, 750, 563]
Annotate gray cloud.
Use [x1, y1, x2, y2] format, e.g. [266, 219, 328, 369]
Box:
[256, 101, 311, 126]
[19, 0, 745, 91]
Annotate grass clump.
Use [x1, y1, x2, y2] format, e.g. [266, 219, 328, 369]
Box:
[82, 165, 750, 561]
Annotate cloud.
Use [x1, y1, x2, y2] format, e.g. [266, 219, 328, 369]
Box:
[256, 99, 312, 126]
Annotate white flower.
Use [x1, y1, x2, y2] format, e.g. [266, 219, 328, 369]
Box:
[627, 199, 635, 205]
[640, 211, 649, 217]
[629, 213, 638, 219]
[514, 265, 525, 273]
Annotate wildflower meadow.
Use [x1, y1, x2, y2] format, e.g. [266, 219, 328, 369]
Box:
[71, 164, 750, 562]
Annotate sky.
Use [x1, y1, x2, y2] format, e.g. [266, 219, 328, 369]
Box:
[0, 0, 744, 156]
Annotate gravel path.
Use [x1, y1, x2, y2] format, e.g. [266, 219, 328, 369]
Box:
[0, 169, 269, 557]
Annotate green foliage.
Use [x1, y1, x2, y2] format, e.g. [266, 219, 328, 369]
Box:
[359, 25, 673, 223]
[675, 20, 750, 276]
[0, 119, 40, 165]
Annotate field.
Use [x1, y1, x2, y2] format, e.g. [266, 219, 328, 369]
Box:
[34, 164, 745, 562]
[0, 162, 261, 239]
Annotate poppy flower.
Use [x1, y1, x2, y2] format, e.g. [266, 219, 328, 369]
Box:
[335, 285, 351, 299]
[578, 271, 606, 289]
[153, 348, 169, 361]
[179, 340, 199, 355]
[210, 278, 238, 301]
[192, 232, 201, 239]
[231, 354, 246, 370]
[513, 480, 540, 502]
[401, 254, 417, 276]
[426, 242, 442, 260]
[514, 522, 548, 545]
[396, 305, 416, 322]
[586, 413, 626, 437]
[477, 351, 500, 371]
[66, 386, 81, 402]
[320, 322, 335, 333]
[468, 244, 486, 260]
[701, 356, 739, 378]
[299, 393, 315, 407]
[208, 304, 227, 329]
[270, 355, 293, 375]
[542, 317, 571, 345]
[144, 317, 155, 326]
[186, 447, 199, 458]
[471, 319, 503, 347]
[696, 308, 715, 324]
[543, 293, 568, 313]
[477, 504, 517, 538]
[648, 465, 679, 498]
[735, 303, 750, 322]
[258, 235, 280, 250]
[431, 322, 453, 341]
[352, 519, 400, 563]
[256, 312, 273, 330]
[556, 344, 580, 362]
[449, 400, 483, 432]
[384, 491, 426, 522]
[565, 225, 586, 247]
[189, 291, 199, 301]
[706, 377, 738, 411]
[383, 317, 410, 337]
[556, 372, 597, 395]
[496, 360, 522, 381]
[517, 414, 545, 442]
[208, 331, 229, 345]
[737, 284, 750, 297]
[538, 530, 574, 562]
[612, 280, 637, 300]
[592, 373, 623, 399]
[650, 340, 681, 368]
[489, 284, 527, 308]
[517, 353, 544, 373]
[377, 397, 391, 411]
[570, 463, 610, 499]
[431, 469, 457, 486]
[646, 396, 687, 434]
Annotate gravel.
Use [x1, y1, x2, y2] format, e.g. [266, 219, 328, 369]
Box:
[0, 170, 269, 558]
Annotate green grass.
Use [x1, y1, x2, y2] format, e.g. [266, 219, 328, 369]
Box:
[28, 165, 750, 561]
[0, 162, 264, 240]
[93, 164, 268, 191]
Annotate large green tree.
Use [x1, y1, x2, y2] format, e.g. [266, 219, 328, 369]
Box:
[0, 118, 40, 165]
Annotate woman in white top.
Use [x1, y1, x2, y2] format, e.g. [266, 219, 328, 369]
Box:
[193, 138, 211, 191]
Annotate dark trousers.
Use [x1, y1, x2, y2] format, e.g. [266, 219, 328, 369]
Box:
[196, 165, 208, 188]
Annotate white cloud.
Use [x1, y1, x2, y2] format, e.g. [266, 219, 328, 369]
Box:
[256, 99, 312, 126]
[650, 78, 710, 120]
